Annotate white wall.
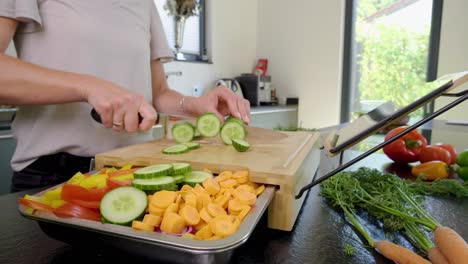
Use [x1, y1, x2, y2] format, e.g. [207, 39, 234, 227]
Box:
[164, 0, 258, 96]
[434, 0, 468, 121]
[255, 0, 345, 129]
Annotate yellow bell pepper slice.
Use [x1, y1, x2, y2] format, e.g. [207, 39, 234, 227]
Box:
[44, 187, 62, 201]
[67, 172, 86, 185]
[79, 174, 108, 189]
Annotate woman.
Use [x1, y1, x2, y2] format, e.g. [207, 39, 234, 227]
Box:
[0, 0, 250, 192]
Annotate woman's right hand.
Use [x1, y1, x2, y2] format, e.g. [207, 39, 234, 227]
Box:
[81, 76, 157, 132]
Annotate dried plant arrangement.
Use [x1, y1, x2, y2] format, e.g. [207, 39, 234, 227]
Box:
[164, 0, 200, 17]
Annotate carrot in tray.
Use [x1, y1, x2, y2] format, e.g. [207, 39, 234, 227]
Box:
[374, 240, 431, 264]
[434, 226, 468, 264]
[428, 247, 449, 264]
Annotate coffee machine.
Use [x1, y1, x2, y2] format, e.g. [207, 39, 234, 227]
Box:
[235, 74, 275, 106]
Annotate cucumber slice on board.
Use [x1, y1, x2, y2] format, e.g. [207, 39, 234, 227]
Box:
[100, 186, 147, 226]
[225, 116, 245, 126]
[183, 171, 213, 187]
[232, 138, 250, 152]
[220, 121, 246, 145]
[183, 142, 200, 150]
[172, 163, 192, 175]
[196, 113, 221, 137]
[172, 122, 196, 143]
[134, 164, 173, 179]
[162, 144, 189, 155]
[132, 176, 176, 192]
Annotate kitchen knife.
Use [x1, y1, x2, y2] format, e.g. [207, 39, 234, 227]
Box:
[90, 108, 193, 125]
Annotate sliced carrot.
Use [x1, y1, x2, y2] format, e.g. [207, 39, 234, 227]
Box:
[237, 205, 251, 221]
[214, 193, 230, 209]
[232, 170, 249, 184]
[203, 178, 220, 195]
[180, 185, 194, 193]
[235, 184, 255, 194]
[132, 220, 154, 232]
[428, 247, 449, 264]
[143, 214, 162, 227]
[232, 216, 241, 229]
[194, 184, 209, 195]
[193, 220, 207, 231]
[179, 205, 201, 226]
[206, 202, 227, 218]
[149, 203, 166, 216]
[151, 190, 177, 209]
[183, 192, 197, 208]
[255, 185, 266, 196]
[200, 207, 213, 223]
[210, 216, 237, 237]
[195, 224, 213, 240]
[434, 226, 468, 264]
[246, 181, 259, 189]
[374, 240, 431, 264]
[219, 179, 238, 188]
[175, 193, 182, 206]
[228, 199, 244, 215]
[196, 193, 211, 211]
[215, 171, 233, 182]
[160, 212, 186, 234]
[163, 203, 179, 218]
[236, 189, 257, 206]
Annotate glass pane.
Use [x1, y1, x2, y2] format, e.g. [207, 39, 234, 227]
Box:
[349, 0, 434, 123]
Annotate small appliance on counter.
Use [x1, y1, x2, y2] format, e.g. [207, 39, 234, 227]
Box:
[235, 74, 277, 106]
[215, 78, 243, 98]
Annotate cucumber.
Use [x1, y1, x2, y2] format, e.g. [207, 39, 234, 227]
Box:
[183, 171, 213, 187]
[172, 163, 192, 175]
[225, 116, 245, 126]
[162, 144, 189, 155]
[220, 121, 246, 145]
[134, 164, 173, 179]
[100, 186, 147, 226]
[132, 176, 177, 193]
[183, 142, 200, 150]
[232, 138, 250, 152]
[196, 113, 221, 137]
[172, 122, 196, 143]
[173, 175, 185, 185]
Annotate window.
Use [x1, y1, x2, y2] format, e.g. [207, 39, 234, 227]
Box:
[154, 0, 207, 62]
[341, 0, 443, 123]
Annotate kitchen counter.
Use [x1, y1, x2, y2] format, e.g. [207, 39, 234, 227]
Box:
[1, 120, 467, 264]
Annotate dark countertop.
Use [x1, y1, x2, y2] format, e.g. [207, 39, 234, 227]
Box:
[1, 120, 467, 264]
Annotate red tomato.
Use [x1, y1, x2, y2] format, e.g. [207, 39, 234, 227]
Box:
[54, 203, 101, 221]
[419, 145, 452, 164]
[61, 184, 109, 202]
[107, 178, 132, 189]
[435, 143, 458, 164]
[70, 200, 100, 209]
[18, 198, 54, 212]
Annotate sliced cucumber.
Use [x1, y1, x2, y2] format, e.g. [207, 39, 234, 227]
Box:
[172, 163, 192, 175]
[134, 164, 173, 179]
[100, 186, 147, 226]
[183, 171, 213, 187]
[132, 176, 176, 192]
[162, 144, 189, 155]
[220, 121, 246, 145]
[172, 122, 196, 143]
[196, 113, 221, 137]
[173, 175, 185, 185]
[183, 142, 200, 150]
[225, 116, 245, 126]
[232, 138, 250, 152]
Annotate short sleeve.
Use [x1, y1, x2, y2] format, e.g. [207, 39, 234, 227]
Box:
[149, 2, 174, 62]
[0, 0, 43, 33]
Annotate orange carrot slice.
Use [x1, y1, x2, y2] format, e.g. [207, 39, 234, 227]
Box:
[255, 185, 265, 196]
[151, 190, 177, 209]
[210, 216, 237, 237]
[132, 220, 154, 232]
[143, 214, 162, 227]
[220, 179, 238, 188]
[228, 199, 244, 215]
[160, 212, 186, 234]
[179, 205, 201, 226]
[149, 203, 166, 216]
[206, 202, 227, 218]
[183, 192, 197, 208]
[237, 205, 251, 221]
[203, 178, 220, 195]
[163, 203, 179, 218]
[236, 189, 257, 206]
[195, 224, 213, 240]
[215, 171, 233, 182]
[232, 170, 249, 184]
[200, 207, 213, 223]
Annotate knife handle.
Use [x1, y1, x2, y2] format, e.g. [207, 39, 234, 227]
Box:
[90, 108, 143, 125]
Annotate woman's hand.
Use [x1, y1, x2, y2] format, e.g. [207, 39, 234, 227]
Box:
[81, 76, 157, 132]
[187, 85, 251, 124]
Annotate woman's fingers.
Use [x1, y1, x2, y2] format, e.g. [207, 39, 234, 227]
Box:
[138, 104, 157, 131]
[236, 97, 250, 124]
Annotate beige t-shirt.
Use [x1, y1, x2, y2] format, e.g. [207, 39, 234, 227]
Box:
[0, 0, 174, 171]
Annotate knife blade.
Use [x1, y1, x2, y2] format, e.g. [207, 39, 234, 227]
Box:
[90, 108, 193, 125]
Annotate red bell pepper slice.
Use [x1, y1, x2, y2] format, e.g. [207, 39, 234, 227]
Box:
[54, 203, 101, 222]
[107, 178, 132, 189]
[107, 168, 138, 177]
[61, 184, 109, 202]
[70, 200, 101, 209]
[383, 126, 428, 163]
[18, 198, 54, 212]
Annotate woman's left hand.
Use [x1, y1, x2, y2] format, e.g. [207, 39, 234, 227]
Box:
[188, 86, 250, 124]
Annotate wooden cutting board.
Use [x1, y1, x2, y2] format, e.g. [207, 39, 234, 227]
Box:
[95, 127, 321, 231]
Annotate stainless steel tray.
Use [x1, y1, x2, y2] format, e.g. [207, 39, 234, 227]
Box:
[18, 184, 276, 264]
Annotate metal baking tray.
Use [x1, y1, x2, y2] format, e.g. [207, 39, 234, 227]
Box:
[18, 183, 276, 264]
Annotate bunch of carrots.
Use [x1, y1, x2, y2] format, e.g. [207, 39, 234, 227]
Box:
[320, 167, 468, 264]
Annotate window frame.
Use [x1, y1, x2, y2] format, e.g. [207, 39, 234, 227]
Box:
[340, 0, 444, 123]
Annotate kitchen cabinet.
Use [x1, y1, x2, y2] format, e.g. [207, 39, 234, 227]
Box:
[0, 130, 15, 194]
[249, 105, 298, 129]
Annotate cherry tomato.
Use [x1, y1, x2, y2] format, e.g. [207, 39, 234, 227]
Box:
[419, 145, 452, 164]
[435, 143, 458, 164]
